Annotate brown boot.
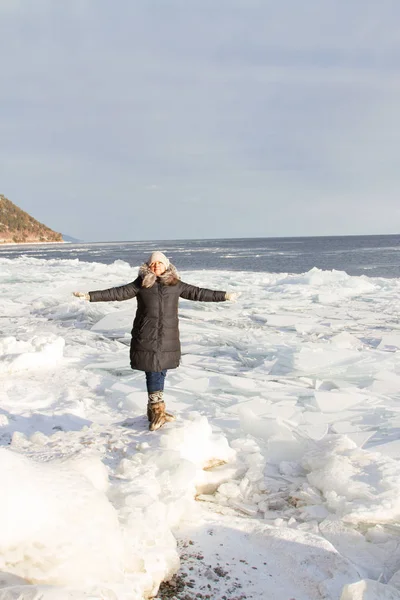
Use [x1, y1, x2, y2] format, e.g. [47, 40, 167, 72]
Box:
[147, 391, 163, 421]
[147, 392, 175, 431]
[148, 401, 175, 431]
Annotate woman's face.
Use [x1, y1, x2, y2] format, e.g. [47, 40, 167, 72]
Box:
[150, 261, 166, 276]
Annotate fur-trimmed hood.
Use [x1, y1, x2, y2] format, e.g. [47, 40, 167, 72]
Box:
[138, 263, 180, 288]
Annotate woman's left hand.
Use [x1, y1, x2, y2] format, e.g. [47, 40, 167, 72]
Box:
[225, 292, 240, 302]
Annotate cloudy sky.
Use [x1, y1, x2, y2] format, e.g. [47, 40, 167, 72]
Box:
[1, 1, 399, 241]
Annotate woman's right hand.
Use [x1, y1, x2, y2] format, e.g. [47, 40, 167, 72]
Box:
[73, 291, 90, 300]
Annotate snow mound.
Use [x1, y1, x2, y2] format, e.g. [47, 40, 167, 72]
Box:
[302, 436, 400, 525]
[340, 579, 400, 600]
[0, 415, 236, 599]
[0, 448, 123, 587]
[159, 413, 236, 467]
[0, 336, 64, 373]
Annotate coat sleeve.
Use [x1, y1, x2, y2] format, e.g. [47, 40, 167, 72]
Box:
[179, 281, 226, 302]
[89, 278, 141, 302]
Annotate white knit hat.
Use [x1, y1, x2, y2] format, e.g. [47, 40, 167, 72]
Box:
[147, 251, 170, 269]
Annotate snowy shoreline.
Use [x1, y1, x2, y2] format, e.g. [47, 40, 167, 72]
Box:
[0, 240, 67, 246]
[1, 256, 400, 599]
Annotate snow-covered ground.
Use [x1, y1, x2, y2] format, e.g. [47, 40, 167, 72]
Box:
[1, 255, 400, 599]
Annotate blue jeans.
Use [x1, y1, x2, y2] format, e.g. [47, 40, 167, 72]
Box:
[145, 370, 167, 394]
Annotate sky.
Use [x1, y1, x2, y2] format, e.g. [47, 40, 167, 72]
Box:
[1, 0, 400, 242]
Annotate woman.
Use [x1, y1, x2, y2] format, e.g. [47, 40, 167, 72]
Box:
[74, 251, 237, 431]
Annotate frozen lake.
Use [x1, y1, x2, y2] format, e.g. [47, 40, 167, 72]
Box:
[1, 249, 400, 598]
[1, 233, 400, 277]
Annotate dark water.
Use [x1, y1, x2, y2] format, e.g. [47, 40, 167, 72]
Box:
[1, 235, 400, 278]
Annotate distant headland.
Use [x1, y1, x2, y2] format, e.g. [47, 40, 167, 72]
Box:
[0, 195, 63, 244]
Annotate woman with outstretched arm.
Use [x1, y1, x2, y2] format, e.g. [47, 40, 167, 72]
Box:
[74, 251, 238, 431]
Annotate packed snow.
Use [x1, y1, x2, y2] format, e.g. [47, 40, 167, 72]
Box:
[1, 255, 400, 599]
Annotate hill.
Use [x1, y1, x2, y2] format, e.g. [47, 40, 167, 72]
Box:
[0, 195, 63, 244]
[62, 234, 82, 243]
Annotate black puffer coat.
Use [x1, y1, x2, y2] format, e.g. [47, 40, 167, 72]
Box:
[89, 263, 226, 372]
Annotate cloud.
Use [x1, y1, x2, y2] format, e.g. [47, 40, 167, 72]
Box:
[1, 1, 400, 240]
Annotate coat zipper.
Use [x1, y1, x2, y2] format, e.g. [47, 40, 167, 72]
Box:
[156, 280, 163, 371]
